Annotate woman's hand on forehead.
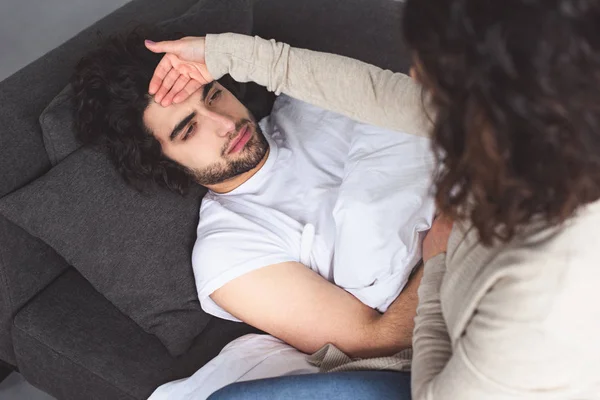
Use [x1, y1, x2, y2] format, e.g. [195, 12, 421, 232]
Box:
[145, 36, 212, 107]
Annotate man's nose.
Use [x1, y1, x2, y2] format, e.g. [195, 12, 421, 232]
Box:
[204, 110, 236, 136]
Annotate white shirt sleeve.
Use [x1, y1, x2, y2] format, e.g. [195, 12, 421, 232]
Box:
[192, 198, 298, 322]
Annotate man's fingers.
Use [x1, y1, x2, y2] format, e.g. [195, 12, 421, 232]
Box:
[154, 68, 181, 104]
[161, 75, 191, 107]
[173, 80, 203, 104]
[148, 54, 175, 95]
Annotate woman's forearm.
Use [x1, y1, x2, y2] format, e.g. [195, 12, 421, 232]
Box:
[411, 253, 452, 400]
[205, 33, 433, 137]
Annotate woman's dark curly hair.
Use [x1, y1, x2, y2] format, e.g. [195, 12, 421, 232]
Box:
[403, 0, 600, 245]
[71, 28, 273, 195]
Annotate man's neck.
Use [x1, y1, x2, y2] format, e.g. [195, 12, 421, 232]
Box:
[207, 148, 270, 194]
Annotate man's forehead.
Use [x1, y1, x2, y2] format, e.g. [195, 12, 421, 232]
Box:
[144, 81, 220, 140]
[143, 99, 180, 142]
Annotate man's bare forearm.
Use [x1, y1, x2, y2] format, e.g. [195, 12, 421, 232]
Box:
[362, 264, 424, 357]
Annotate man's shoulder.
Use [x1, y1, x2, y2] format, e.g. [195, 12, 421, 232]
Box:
[193, 194, 301, 262]
[197, 195, 259, 234]
[191, 195, 300, 283]
[195, 194, 288, 246]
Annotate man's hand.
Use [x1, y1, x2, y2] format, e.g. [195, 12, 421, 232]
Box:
[144, 36, 212, 106]
[423, 214, 453, 263]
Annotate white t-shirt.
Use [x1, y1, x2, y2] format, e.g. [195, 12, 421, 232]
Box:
[193, 95, 436, 321]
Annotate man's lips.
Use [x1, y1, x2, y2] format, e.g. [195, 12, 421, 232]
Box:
[226, 125, 251, 154]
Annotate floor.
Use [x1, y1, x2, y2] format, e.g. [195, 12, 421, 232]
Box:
[0, 373, 56, 400]
[0, 0, 131, 397]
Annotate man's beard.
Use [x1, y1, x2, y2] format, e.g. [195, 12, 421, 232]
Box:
[190, 119, 269, 186]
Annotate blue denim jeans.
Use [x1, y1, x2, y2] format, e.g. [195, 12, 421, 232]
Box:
[207, 371, 412, 400]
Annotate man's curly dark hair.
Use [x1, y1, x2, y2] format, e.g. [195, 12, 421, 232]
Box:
[403, 0, 600, 245]
[71, 28, 273, 195]
[71, 29, 195, 194]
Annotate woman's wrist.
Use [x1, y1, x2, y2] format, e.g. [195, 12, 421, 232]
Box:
[205, 33, 256, 81]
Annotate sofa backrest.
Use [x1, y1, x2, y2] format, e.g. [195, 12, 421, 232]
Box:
[253, 0, 410, 72]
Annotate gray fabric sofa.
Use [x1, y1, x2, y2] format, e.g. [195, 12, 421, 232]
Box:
[0, 0, 410, 398]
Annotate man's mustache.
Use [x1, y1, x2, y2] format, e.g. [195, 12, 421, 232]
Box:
[221, 119, 255, 156]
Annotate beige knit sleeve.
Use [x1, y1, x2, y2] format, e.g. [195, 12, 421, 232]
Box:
[412, 243, 600, 399]
[204, 33, 433, 138]
[411, 253, 452, 399]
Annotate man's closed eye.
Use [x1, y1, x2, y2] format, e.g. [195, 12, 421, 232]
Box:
[207, 89, 222, 106]
[182, 123, 196, 141]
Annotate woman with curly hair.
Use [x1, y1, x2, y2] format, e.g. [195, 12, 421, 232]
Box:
[146, 0, 600, 398]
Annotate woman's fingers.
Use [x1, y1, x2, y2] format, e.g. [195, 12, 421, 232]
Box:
[146, 36, 212, 106]
[144, 39, 181, 55]
[148, 54, 176, 95]
[159, 63, 212, 106]
[154, 67, 182, 104]
[187, 64, 212, 87]
[161, 74, 191, 107]
[173, 80, 204, 104]
[145, 37, 206, 62]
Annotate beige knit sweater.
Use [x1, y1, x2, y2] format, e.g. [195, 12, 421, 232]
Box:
[205, 33, 600, 399]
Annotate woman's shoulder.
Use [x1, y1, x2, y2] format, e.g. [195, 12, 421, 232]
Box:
[480, 197, 600, 319]
[444, 200, 600, 396]
[494, 199, 600, 364]
[445, 199, 600, 323]
[521, 197, 600, 265]
[451, 198, 600, 269]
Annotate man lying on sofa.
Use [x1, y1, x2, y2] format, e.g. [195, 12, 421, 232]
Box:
[71, 31, 435, 364]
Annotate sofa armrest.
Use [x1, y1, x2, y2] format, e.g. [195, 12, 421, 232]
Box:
[0, 216, 69, 365]
[13, 269, 171, 399]
[12, 269, 258, 400]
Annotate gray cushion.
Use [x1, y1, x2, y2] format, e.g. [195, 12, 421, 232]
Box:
[39, 85, 79, 166]
[0, 147, 209, 356]
[39, 0, 254, 166]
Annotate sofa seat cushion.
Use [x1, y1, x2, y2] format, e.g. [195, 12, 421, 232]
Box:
[12, 269, 258, 399]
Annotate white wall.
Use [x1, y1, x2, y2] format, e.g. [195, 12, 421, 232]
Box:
[0, 0, 131, 82]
